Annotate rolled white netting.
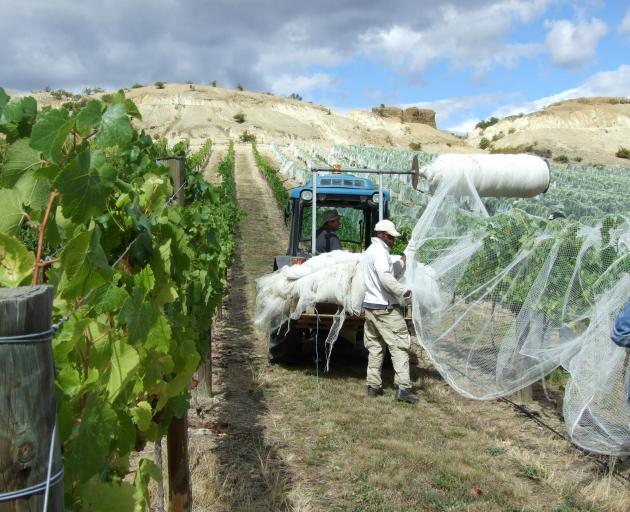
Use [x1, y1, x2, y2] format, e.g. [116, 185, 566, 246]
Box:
[255, 154, 630, 455]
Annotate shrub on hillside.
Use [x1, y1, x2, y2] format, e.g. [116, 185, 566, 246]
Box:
[131, 83, 144, 88]
[236, 83, 244, 91]
[211, 80, 217, 87]
[233, 112, 246, 123]
[616, 147, 630, 159]
[532, 147, 552, 159]
[475, 116, 499, 130]
[50, 89, 74, 100]
[239, 130, 256, 142]
[553, 155, 569, 163]
[155, 81, 165, 89]
[479, 137, 491, 150]
[409, 142, 422, 151]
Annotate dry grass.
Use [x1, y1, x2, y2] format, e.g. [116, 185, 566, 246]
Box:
[255, 356, 630, 511]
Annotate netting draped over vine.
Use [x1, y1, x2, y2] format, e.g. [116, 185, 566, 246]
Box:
[407, 172, 630, 456]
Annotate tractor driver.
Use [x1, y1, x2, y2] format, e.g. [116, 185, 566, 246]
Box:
[316, 209, 342, 253]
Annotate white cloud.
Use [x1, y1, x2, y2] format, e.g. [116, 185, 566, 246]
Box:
[491, 64, 630, 118]
[359, 1, 548, 78]
[269, 73, 336, 96]
[619, 8, 630, 36]
[544, 18, 608, 68]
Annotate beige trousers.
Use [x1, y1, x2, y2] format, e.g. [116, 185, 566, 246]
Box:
[363, 308, 412, 390]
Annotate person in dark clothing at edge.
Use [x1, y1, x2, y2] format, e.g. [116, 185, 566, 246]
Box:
[316, 209, 342, 253]
[611, 297, 630, 402]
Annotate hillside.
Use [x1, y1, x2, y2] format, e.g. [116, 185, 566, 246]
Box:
[468, 97, 630, 166]
[12, 84, 630, 166]
[19, 83, 470, 154]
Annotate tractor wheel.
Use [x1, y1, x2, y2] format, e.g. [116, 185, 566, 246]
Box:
[267, 324, 303, 363]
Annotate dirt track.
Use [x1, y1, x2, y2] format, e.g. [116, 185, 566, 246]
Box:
[189, 143, 290, 511]
[188, 144, 630, 512]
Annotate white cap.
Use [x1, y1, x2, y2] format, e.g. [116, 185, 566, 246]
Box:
[374, 219, 401, 237]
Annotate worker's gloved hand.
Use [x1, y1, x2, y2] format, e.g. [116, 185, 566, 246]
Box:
[403, 289, 412, 305]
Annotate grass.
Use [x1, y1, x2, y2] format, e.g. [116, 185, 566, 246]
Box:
[256, 351, 630, 511]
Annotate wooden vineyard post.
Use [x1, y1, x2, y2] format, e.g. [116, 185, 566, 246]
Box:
[0, 286, 64, 511]
[157, 156, 186, 207]
[195, 323, 213, 398]
[167, 417, 191, 512]
[155, 161, 192, 512]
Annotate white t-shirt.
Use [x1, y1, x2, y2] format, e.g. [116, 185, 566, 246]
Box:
[362, 237, 407, 308]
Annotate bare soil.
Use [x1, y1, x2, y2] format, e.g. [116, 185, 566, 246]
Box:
[185, 144, 630, 512]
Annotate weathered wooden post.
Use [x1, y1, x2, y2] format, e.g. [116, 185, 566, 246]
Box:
[157, 156, 186, 207]
[155, 158, 192, 511]
[195, 324, 213, 398]
[167, 416, 191, 512]
[0, 286, 63, 511]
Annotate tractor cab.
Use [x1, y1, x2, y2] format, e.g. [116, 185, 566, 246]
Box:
[274, 172, 391, 270]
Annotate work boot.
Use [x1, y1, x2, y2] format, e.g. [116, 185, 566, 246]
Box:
[367, 386, 384, 397]
[395, 388, 418, 404]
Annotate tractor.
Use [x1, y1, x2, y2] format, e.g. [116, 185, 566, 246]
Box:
[268, 162, 420, 363]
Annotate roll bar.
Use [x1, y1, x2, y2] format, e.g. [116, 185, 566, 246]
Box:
[311, 156, 420, 256]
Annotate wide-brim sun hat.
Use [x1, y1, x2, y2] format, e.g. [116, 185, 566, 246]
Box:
[323, 209, 342, 223]
[374, 219, 401, 237]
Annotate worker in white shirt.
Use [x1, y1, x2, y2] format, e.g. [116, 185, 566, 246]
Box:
[362, 219, 418, 404]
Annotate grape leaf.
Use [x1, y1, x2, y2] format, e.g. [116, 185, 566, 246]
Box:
[109, 90, 142, 120]
[76, 99, 103, 136]
[0, 138, 41, 187]
[55, 364, 82, 398]
[135, 265, 155, 297]
[56, 148, 113, 223]
[106, 339, 140, 401]
[96, 103, 133, 148]
[30, 107, 71, 162]
[119, 286, 156, 343]
[55, 226, 112, 300]
[65, 394, 118, 484]
[95, 285, 129, 314]
[0, 96, 37, 140]
[0, 189, 24, 236]
[146, 313, 172, 353]
[52, 316, 92, 361]
[0, 232, 34, 286]
[80, 478, 135, 511]
[130, 401, 153, 432]
[14, 170, 51, 210]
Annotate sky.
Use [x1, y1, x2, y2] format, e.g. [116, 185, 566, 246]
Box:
[1, 0, 629, 132]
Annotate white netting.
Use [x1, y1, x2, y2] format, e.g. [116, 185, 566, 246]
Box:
[255, 150, 630, 456]
[408, 172, 630, 455]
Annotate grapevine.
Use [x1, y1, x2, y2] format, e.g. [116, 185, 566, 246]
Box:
[0, 87, 242, 509]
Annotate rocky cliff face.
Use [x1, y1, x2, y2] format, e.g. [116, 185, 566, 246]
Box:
[371, 106, 437, 128]
[467, 98, 630, 166]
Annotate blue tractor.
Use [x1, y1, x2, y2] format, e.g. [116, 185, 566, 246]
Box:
[268, 162, 419, 363]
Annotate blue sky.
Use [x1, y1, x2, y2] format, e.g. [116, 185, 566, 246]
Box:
[1, 0, 629, 131]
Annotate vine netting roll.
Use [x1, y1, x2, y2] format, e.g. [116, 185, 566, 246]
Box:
[407, 171, 630, 456]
